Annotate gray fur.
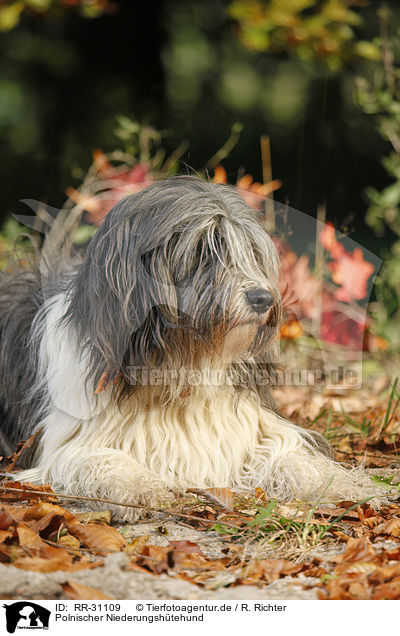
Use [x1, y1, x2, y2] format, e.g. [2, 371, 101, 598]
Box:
[0, 176, 282, 454]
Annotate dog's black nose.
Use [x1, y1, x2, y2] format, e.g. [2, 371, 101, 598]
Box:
[246, 288, 274, 314]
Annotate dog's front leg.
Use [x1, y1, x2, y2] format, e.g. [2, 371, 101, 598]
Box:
[17, 444, 174, 522]
[248, 408, 382, 504]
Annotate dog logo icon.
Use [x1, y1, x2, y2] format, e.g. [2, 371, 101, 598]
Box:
[3, 602, 50, 633]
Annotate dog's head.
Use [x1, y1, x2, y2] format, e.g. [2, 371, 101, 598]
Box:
[66, 177, 282, 392]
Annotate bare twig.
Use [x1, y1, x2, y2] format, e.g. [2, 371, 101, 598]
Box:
[313, 202, 326, 339]
[261, 135, 275, 232]
[0, 482, 242, 530]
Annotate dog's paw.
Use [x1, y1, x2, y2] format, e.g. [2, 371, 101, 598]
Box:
[82, 476, 176, 523]
[107, 486, 176, 523]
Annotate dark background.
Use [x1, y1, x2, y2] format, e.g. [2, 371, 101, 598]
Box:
[0, 0, 397, 251]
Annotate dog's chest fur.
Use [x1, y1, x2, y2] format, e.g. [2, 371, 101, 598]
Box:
[94, 387, 262, 489]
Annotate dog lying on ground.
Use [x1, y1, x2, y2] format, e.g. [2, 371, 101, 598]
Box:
[0, 177, 381, 518]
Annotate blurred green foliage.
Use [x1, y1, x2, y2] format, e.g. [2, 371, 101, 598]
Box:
[1, 0, 391, 219]
[0, 0, 111, 31]
[161, 0, 393, 226]
[229, 0, 381, 69]
[356, 7, 400, 342]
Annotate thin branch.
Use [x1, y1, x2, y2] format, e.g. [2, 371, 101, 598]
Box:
[334, 448, 400, 461]
[313, 202, 326, 339]
[0, 482, 242, 530]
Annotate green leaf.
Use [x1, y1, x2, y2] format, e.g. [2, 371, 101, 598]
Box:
[73, 225, 97, 245]
[354, 41, 382, 61]
[0, 2, 23, 31]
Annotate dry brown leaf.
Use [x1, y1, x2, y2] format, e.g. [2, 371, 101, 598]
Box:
[0, 504, 28, 523]
[216, 513, 249, 528]
[254, 487, 268, 502]
[0, 509, 13, 530]
[20, 502, 70, 536]
[9, 527, 97, 572]
[373, 576, 400, 600]
[75, 511, 112, 524]
[124, 535, 150, 555]
[133, 543, 217, 575]
[360, 516, 384, 529]
[370, 563, 400, 584]
[347, 580, 371, 599]
[17, 526, 47, 553]
[0, 499, 122, 571]
[335, 537, 378, 572]
[386, 548, 400, 561]
[19, 502, 73, 522]
[127, 561, 154, 574]
[344, 562, 377, 575]
[0, 480, 57, 503]
[12, 554, 100, 573]
[170, 551, 215, 571]
[168, 540, 203, 554]
[373, 518, 400, 538]
[0, 529, 12, 543]
[135, 545, 170, 574]
[322, 574, 371, 600]
[239, 559, 304, 584]
[187, 488, 234, 512]
[58, 534, 81, 550]
[0, 488, 132, 573]
[63, 581, 114, 600]
[66, 521, 126, 554]
[313, 506, 360, 522]
[4, 430, 42, 472]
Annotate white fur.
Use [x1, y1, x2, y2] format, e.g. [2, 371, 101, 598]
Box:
[17, 295, 381, 520]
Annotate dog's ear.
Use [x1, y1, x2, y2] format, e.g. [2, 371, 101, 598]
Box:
[66, 214, 179, 390]
[119, 245, 181, 372]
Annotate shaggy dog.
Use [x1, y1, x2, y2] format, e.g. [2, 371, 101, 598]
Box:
[0, 177, 380, 518]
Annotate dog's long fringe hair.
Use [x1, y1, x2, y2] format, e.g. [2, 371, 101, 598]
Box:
[0, 177, 384, 518]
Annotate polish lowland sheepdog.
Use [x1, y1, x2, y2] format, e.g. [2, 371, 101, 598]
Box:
[0, 177, 381, 518]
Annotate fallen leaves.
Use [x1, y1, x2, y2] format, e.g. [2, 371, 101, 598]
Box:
[0, 482, 126, 572]
[127, 539, 311, 588]
[372, 517, 400, 538]
[321, 537, 400, 599]
[62, 581, 115, 600]
[0, 476, 400, 598]
[273, 382, 400, 469]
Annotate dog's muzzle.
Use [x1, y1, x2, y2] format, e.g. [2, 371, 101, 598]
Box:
[246, 288, 274, 314]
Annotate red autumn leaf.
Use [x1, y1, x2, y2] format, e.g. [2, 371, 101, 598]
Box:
[277, 246, 321, 320]
[212, 166, 281, 210]
[329, 248, 375, 302]
[319, 222, 345, 259]
[320, 310, 365, 350]
[66, 152, 153, 224]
